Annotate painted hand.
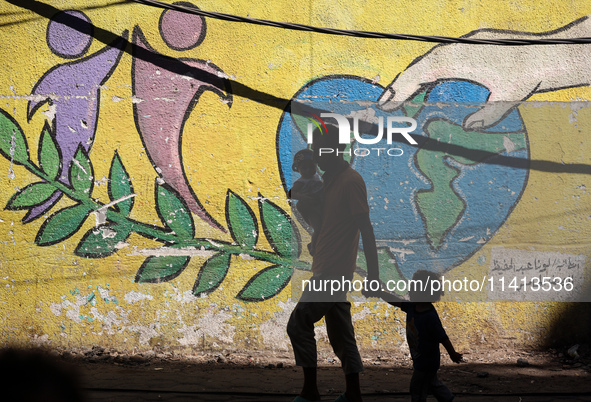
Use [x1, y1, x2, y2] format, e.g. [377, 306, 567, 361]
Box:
[378, 16, 591, 129]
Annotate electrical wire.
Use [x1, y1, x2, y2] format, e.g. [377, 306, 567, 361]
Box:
[127, 0, 591, 45]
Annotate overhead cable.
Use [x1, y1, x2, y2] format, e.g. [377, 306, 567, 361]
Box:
[128, 0, 591, 45]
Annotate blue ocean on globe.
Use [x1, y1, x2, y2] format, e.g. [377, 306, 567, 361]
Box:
[277, 76, 529, 280]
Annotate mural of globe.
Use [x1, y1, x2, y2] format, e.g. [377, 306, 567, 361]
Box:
[277, 75, 529, 281]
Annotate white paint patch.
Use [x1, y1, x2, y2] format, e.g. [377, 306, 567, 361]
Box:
[97, 286, 110, 301]
[206, 239, 224, 247]
[30, 334, 50, 346]
[388, 247, 414, 260]
[115, 241, 129, 249]
[378, 239, 417, 247]
[352, 306, 372, 321]
[51, 294, 88, 323]
[177, 310, 235, 346]
[347, 107, 379, 124]
[93, 193, 137, 226]
[503, 136, 516, 153]
[100, 226, 117, 239]
[95, 176, 109, 186]
[167, 288, 198, 305]
[42, 103, 57, 120]
[50, 302, 62, 316]
[124, 291, 153, 304]
[259, 299, 296, 350]
[126, 323, 160, 346]
[72, 158, 87, 173]
[129, 246, 214, 258]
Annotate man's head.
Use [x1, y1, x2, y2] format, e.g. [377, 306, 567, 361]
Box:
[311, 124, 346, 172]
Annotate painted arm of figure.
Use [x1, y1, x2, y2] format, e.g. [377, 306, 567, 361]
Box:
[442, 338, 463, 363]
[378, 16, 591, 129]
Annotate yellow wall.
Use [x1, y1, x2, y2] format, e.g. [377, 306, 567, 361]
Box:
[1, 0, 590, 354]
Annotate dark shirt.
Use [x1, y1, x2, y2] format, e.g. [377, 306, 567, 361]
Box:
[400, 302, 449, 371]
[311, 162, 369, 278]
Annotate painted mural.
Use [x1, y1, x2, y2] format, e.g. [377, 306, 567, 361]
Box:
[1, 0, 591, 351]
[1, 6, 305, 303]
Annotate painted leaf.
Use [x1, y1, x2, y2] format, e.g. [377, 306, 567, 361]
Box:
[192, 252, 231, 296]
[258, 194, 301, 258]
[38, 123, 60, 180]
[225, 190, 258, 249]
[155, 182, 195, 239]
[35, 203, 91, 246]
[0, 109, 29, 165]
[135, 255, 190, 283]
[108, 152, 134, 216]
[69, 146, 93, 196]
[5, 182, 58, 210]
[75, 223, 132, 258]
[236, 264, 293, 302]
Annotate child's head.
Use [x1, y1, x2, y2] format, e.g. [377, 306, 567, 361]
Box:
[292, 149, 317, 179]
[408, 270, 444, 303]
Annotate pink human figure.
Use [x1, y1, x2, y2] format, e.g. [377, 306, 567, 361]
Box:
[132, 2, 233, 232]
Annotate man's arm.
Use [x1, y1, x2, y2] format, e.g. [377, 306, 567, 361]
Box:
[354, 211, 407, 304]
[354, 212, 379, 283]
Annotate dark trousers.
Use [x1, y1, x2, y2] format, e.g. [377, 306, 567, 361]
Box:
[287, 300, 363, 374]
[410, 369, 454, 402]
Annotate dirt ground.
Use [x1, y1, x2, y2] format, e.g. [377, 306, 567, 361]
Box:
[49, 345, 591, 401]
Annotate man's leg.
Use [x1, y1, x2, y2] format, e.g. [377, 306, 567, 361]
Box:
[287, 301, 335, 401]
[325, 302, 363, 402]
[430, 372, 454, 402]
[409, 369, 432, 402]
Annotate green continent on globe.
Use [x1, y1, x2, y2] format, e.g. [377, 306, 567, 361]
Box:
[415, 120, 527, 250]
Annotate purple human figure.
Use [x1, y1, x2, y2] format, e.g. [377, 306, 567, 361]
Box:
[132, 2, 233, 232]
[26, 10, 128, 222]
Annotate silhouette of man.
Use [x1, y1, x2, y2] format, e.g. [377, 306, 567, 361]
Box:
[287, 124, 379, 402]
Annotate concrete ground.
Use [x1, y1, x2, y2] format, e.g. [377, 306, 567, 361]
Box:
[75, 351, 591, 402]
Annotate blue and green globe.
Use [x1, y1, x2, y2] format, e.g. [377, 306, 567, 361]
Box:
[277, 76, 529, 282]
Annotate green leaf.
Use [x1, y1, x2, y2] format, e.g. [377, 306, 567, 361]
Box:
[69, 146, 93, 196]
[0, 109, 29, 165]
[75, 223, 132, 258]
[258, 194, 301, 258]
[135, 254, 190, 283]
[225, 190, 258, 249]
[236, 265, 293, 302]
[5, 182, 58, 210]
[192, 253, 231, 296]
[35, 203, 91, 246]
[155, 182, 195, 238]
[108, 152, 134, 216]
[38, 123, 60, 180]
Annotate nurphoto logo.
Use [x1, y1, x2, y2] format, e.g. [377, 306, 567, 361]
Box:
[305, 112, 418, 157]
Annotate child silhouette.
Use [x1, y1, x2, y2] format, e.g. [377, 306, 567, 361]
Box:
[381, 270, 463, 402]
[289, 149, 323, 255]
